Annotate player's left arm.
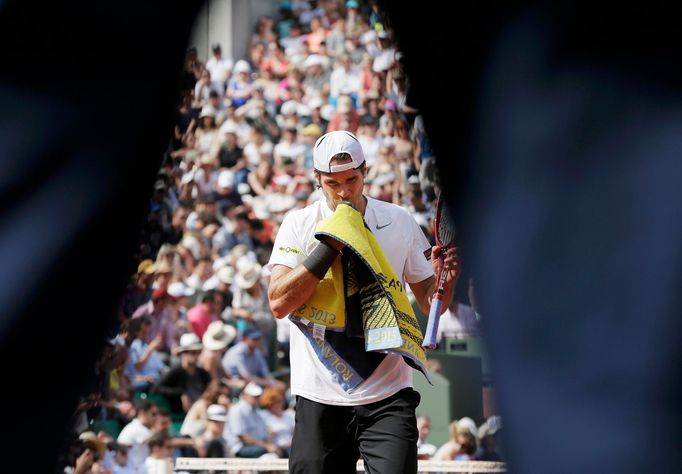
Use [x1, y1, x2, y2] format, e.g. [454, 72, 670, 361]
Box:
[410, 246, 461, 315]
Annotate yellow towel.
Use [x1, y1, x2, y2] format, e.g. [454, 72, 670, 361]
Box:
[289, 203, 429, 392]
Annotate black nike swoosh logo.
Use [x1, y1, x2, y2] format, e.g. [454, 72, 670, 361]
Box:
[375, 222, 391, 230]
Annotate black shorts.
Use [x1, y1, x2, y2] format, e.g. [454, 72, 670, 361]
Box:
[289, 388, 421, 474]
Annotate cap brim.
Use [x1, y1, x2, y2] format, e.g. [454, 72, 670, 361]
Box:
[208, 416, 228, 422]
[177, 344, 203, 353]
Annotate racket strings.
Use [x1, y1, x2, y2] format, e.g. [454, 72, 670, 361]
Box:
[437, 209, 456, 246]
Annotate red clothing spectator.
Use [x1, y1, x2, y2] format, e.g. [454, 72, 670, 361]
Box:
[187, 290, 220, 339]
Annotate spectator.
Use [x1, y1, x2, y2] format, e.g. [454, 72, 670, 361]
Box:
[327, 94, 360, 133]
[117, 399, 159, 473]
[416, 415, 437, 460]
[226, 382, 281, 458]
[306, 15, 328, 54]
[122, 259, 155, 318]
[132, 288, 176, 354]
[125, 316, 167, 392]
[194, 69, 214, 107]
[325, 18, 346, 58]
[475, 417, 503, 461]
[356, 114, 382, 166]
[361, 88, 382, 125]
[437, 299, 480, 341]
[454, 431, 478, 461]
[222, 328, 284, 390]
[179, 378, 232, 438]
[217, 121, 245, 171]
[198, 320, 238, 380]
[187, 290, 220, 339]
[434, 418, 479, 461]
[198, 404, 231, 458]
[392, 118, 420, 181]
[153, 333, 210, 415]
[329, 53, 361, 106]
[273, 126, 305, 173]
[207, 90, 229, 126]
[144, 432, 174, 474]
[213, 168, 242, 215]
[302, 54, 329, 99]
[280, 21, 308, 62]
[231, 261, 277, 345]
[206, 43, 233, 96]
[226, 60, 254, 108]
[372, 29, 395, 74]
[251, 15, 276, 51]
[306, 96, 329, 133]
[275, 2, 296, 39]
[259, 386, 295, 458]
[163, 206, 190, 246]
[150, 258, 174, 292]
[110, 443, 135, 474]
[243, 125, 274, 170]
[167, 281, 194, 323]
[193, 153, 220, 198]
[379, 98, 399, 138]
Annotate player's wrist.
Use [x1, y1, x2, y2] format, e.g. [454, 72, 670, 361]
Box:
[302, 241, 341, 279]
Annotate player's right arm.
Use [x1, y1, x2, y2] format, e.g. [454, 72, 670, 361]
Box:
[267, 210, 344, 318]
[268, 264, 323, 318]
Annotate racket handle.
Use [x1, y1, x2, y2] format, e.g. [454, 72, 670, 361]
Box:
[422, 296, 443, 349]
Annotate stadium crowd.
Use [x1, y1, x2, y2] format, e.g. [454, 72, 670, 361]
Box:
[59, 1, 501, 473]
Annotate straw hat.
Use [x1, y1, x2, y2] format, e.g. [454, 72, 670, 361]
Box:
[202, 321, 237, 351]
[235, 262, 262, 289]
[78, 431, 106, 461]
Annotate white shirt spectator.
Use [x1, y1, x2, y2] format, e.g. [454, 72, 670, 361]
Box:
[193, 168, 219, 196]
[373, 46, 396, 73]
[329, 65, 361, 98]
[273, 141, 306, 163]
[260, 408, 295, 449]
[358, 134, 382, 168]
[144, 457, 174, 474]
[117, 419, 152, 473]
[244, 140, 274, 168]
[206, 55, 233, 91]
[437, 302, 480, 340]
[280, 35, 308, 58]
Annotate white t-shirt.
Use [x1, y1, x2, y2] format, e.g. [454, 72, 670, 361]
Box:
[373, 47, 396, 73]
[206, 56, 233, 86]
[274, 141, 306, 163]
[357, 135, 382, 168]
[267, 197, 433, 405]
[193, 168, 219, 196]
[144, 457, 174, 474]
[329, 66, 361, 98]
[117, 418, 152, 472]
[243, 140, 273, 167]
[437, 302, 480, 340]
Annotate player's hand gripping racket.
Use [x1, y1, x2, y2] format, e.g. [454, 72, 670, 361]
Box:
[422, 196, 456, 349]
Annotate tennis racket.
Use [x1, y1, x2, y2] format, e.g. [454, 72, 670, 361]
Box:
[422, 195, 456, 349]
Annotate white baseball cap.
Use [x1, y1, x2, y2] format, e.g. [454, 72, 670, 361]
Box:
[233, 59, 251, 74]
[242, 381, 263, 397]
[303, 54, 323, 69]
[206, 404, 228, 422]
[167, 281, 194, 298]
[313, 131, 365, 173]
